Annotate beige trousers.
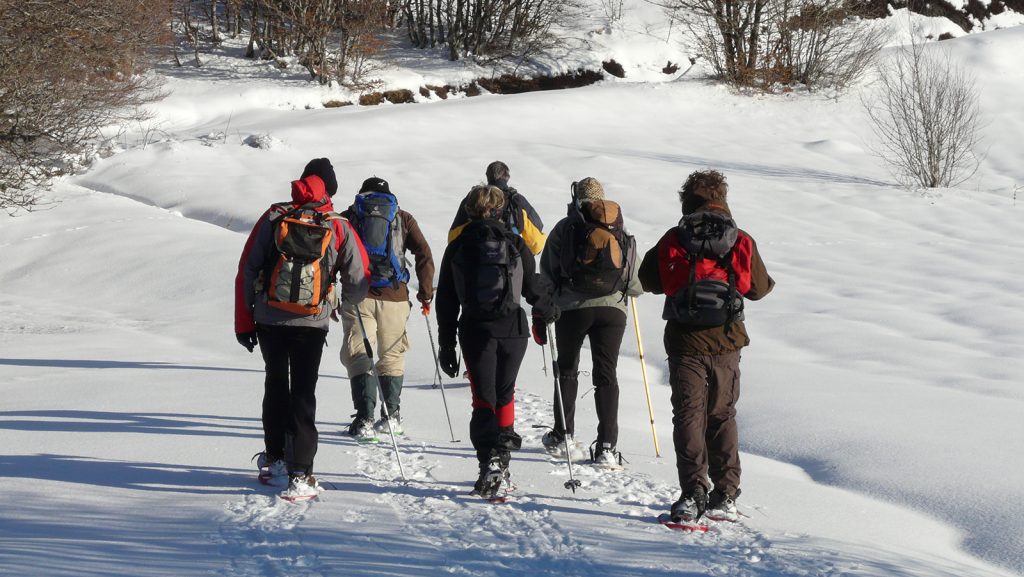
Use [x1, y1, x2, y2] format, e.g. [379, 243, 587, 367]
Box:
[340, 298, 411, 377]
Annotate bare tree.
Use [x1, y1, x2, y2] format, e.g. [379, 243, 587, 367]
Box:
[1, 0, 171, 214]
[862, 41, 983, 188]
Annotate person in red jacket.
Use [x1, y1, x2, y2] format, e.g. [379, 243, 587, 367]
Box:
[639, 169, 774, 523]
[235, 158, 370, 500]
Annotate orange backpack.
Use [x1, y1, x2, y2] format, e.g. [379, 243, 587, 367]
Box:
[266, 203, 341, 315]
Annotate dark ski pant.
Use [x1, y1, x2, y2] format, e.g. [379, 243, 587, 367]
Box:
[553, 307, 627, 447]
[460, 330, 528, 465]
[257, 324, 327, 476]
[668, 351, 742, 496]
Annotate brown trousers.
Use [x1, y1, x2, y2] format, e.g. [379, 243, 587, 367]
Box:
[668, 351, 742, 496]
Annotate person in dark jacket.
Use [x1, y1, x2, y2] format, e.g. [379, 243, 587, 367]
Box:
[338, 176, 434, 439]
[538, 177, 643, 468]
[235, 158, 370, 500]
[638, 169, 774, 523]
[436, 185, 559, 497]
[447, 161, 546, 255]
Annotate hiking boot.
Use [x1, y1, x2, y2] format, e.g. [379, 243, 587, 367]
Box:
[347, 416, 376, 440]
[281, 474, 321, 501]
[706, 488, 741, 522]
[592, 442, 624, 470]
[671, 485, 708, 523]
[374, 412, 403, 435]
[254, 452, 289, 486]
[474, 450, 510, 498]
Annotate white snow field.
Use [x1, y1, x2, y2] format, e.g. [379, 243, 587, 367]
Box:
[2, 5, 1023, 577]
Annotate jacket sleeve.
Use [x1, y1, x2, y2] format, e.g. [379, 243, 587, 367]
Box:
[403, 211, 435, 303]
[435, 242, 460, 348]
[538, 219, 563, 291]
[514, 194, 546, 255]
[743, 235, 775, 301]
[638, 238, 665, 295]
[624, 234, 644, 298]
[447, 195, 471, 243]
[519, 237, 557, 319]
[234, 209, 273, 334]
[334, 218, 371, 305]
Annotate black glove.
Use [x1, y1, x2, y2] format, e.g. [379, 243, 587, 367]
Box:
[531, 316, 547, 346]
[439, 345, 459, 378]
[541, 305, 560, 325]
[236, 331, 258, 353]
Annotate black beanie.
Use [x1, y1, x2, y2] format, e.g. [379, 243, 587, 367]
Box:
[359, 176, 391, 195]
[301, 158, 338, 197]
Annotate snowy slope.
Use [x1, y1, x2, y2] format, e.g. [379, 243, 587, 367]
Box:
[2, 7, 1024, 577]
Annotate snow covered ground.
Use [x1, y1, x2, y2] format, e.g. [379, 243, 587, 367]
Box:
[2, 4, 1023, 577]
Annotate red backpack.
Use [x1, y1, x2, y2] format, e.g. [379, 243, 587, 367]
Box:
[658, 210, 753, 327]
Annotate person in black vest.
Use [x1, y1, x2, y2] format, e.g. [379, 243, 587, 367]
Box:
[436, 185, 559, 497]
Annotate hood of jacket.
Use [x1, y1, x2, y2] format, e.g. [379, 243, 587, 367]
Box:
[290, 175, 331, 208]
[684, 198, 732, 217]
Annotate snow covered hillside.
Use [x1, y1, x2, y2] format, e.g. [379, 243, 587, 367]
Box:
[2, 5, 1023, 577]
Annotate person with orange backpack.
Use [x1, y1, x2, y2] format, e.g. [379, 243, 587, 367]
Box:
[638, 169, 774, 525]
[235, 158, 370, 500]
[538, 177, 642, 469]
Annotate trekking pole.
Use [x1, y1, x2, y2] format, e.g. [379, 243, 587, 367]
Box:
[355, 311, 408, 481]
[548, 325, 582, 493]
[423, 309, 459, 443]
[630, 297, 661, 457]
[541, 343, 548, 377]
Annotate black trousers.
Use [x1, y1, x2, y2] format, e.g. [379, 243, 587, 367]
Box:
[257, 324, 327, 475]
[553, 307, 627, 447]
[460, 329, 528, 464]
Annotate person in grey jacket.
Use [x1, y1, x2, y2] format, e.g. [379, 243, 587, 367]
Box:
[538, 177, 642, 468]
[235, 158, 370, 499]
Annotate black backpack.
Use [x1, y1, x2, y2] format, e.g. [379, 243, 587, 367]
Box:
[452, 220, 523, 321]
[662, 210, 744, 327]
[560, 199, 633, 299]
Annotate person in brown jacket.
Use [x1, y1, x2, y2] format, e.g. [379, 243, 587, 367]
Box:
[638, 169, 774, 524]
[339, 177, 435, 439]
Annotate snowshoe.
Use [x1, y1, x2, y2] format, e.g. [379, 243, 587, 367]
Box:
[280, 474, 321, 502]
[253, 451, 288, 487]
[590, 441, 625, 470]
[347, 416, 378, 443]
[705, 489, 741, 522]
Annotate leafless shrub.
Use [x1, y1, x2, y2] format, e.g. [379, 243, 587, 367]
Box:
[765, 0, 888, 90]
[400, 0, 581, 62]
[216, 0, 390, 86]
[1, 0, 171, 214]
[862, 42, 983, 188]
[655, 0, 885, 91]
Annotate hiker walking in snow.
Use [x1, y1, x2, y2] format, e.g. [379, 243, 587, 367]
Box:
[338, 177, 434, 440]
[435, 185, 559, 498]
[448, 160, 547, 255]
[538, 177, 643, 468]
[235, 158, 371, 500]
[638, 169, 774, 523]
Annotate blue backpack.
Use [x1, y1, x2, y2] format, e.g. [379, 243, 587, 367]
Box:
[353, 192, 409, 289]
